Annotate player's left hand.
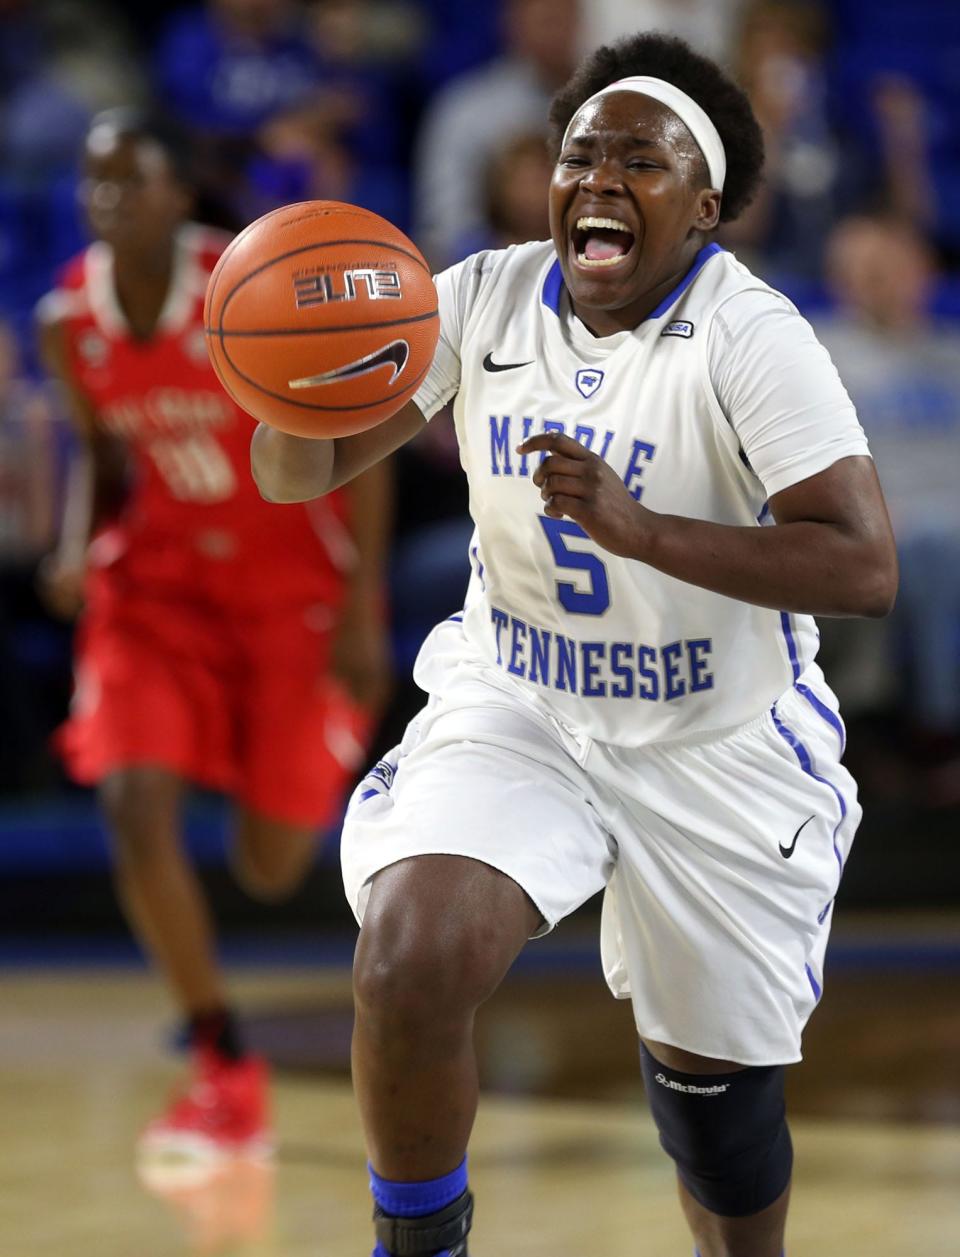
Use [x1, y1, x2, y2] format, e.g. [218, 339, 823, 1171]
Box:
[331, 597, 393, 712]
[518, 431, 653, 559]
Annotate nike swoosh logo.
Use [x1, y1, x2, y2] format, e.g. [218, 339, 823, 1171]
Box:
[780, 814, 816, 859]
[482, 351, 533, 373]
[288, 339, 409, 389]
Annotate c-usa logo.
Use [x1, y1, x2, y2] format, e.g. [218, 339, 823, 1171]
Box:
[575, 368, 604, 399]
[661, 320, 694, 339]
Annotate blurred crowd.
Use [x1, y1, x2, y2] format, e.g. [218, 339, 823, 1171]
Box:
[1, 0, 959, 806]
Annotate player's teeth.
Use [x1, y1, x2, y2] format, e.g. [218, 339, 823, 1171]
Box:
[576, 252, 626, 267]
[576, 216, 630, 233]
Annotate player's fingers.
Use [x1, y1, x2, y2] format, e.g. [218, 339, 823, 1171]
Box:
[532, 456, 587, 487]
[543, 494, 584, 520]
[540, 474, 587, 501]
[517, 432, 590, 459]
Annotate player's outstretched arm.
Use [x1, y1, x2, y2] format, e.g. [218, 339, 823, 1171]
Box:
[251, 401, 425, 502]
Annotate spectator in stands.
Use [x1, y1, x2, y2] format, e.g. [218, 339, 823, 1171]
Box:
[871, 75, 936, 247]
[307, 0, 423, 68]
[242, 0, 414, 228]
[814, 214, 960, 802]
[718, 0, 853, 289]
[0, 0, 146, 350]
[1, 0, 144, 186]
[413, 0, 580, 268]
[153, 0, 321, 219]
[303, 1, 409, 174]
[826, 0, 960, 268]
[154, 0, 318, 137]
[242, 94, 407, 227]
[155, 0, 412, 229]
[576, 0, 744, 63]
[414, 0, 500, 91]
[448, 129, 553, 261]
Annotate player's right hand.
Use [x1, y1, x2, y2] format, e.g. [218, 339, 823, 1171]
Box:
[37, 552, 86, 620]
[331, 603, 393, 714]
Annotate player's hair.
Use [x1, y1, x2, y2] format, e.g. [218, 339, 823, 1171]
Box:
[85, 107, 240, 231]
[86, 107, 196, 187]
[548, 33, 764, 223]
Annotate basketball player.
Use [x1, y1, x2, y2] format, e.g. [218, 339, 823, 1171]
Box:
[252, 34, 897, 1257]
[37, 111, 391, 1169]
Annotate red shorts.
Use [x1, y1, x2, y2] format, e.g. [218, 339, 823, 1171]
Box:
[58, 584, 371, 828]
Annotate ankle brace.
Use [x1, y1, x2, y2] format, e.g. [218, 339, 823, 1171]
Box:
[373, 1189, 473, 1256]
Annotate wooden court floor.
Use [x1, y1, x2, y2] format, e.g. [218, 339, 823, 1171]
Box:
[1, 948, 959, 1257]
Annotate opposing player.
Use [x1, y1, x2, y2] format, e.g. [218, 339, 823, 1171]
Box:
[252, 34, 897, 1257]
[38, 111, 391, 1169]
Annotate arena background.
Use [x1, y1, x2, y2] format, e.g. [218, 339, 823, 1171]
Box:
[1, 2, 958, 1255]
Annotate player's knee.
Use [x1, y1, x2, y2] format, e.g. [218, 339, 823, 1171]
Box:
[354, 903, 501, 1038]
[231, 851, 303, 902]
[231, 816, 316, 903]
[640, 1043, 793, 1217]
[231, 834, 313, 901]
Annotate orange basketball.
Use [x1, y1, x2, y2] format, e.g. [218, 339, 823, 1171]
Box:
[204, 201, 439, 437]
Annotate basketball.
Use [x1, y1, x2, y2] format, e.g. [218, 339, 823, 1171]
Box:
[204, 200, 439, 438]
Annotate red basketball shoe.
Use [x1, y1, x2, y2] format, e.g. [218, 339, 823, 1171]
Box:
[137, 1048, 273, 1185]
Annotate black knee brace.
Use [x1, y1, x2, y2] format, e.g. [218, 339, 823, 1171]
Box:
[640, 1044, 793, 1217]
[374, 1189, 473, 1256]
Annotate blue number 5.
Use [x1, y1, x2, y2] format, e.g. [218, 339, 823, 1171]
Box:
[538, 516, 610, 616]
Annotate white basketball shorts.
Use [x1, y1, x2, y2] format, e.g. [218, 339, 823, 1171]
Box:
[341, 622, 860, 1065]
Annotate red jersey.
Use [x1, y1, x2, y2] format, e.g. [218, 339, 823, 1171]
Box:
[44, 224, 350, 612]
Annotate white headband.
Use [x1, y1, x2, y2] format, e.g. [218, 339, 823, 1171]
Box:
[579, 75, 726, 191]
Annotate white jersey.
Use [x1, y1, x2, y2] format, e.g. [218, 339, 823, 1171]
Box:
[412, 240, 870, 747]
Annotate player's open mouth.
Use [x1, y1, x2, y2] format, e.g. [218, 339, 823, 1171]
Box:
[571, 216, 636, 269]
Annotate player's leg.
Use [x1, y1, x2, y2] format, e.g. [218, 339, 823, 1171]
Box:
[230, 807, 318, 902]
[639, 1038, 790, 1257]
[595, 667, 860, 1257]
[100, 764, 223, 1014]
[65, 593, 283, 1164]
[81, 601, 244, 1059]
[62, 587, 234, 1017]
[355, 853, 540, 1257]
[101, 763, 271, 1165]
[354, 854, 542, 1177]
[342, 686, 613, 1256]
